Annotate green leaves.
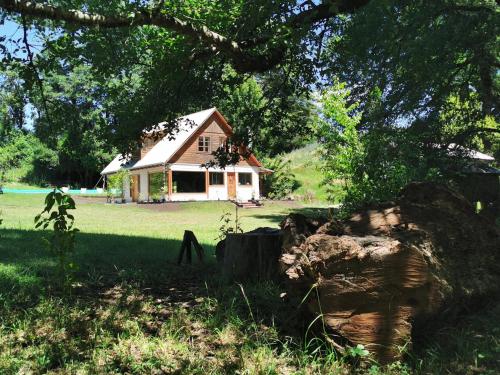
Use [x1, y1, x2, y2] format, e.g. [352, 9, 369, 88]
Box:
[34, 188, 79, 291]
[347, 344, 369, 358]
[261, 155, 298, 199]
[316, 80, 364, 208]
[107, 169, 129, 200]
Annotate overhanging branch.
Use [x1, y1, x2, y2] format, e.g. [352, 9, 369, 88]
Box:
[1, 0, 242, 51]
[0, 0, 371, 72]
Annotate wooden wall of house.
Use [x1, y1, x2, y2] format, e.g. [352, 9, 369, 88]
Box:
[170, 114, 252, 166]
[140, 136, 160, 159]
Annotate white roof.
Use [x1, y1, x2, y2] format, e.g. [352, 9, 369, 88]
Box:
[448, 143, 495, 161]
[101, 154, 131, 174]
[466, 149, 495, 161]
[101, 108, 217, 174]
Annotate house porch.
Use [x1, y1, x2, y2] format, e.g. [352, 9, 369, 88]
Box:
[124, 164, 260, 202]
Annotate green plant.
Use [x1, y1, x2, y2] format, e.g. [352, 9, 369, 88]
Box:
[107, 169, 129, 201]
[317, 81, 466, 216]
[316, 81, 364, 208]
[34, 189, 79, 289]
[261, 155, 298, 199]
[347, 344, 369, 359]
[149, 172, 165, 201]
[217, 206, 243, 241]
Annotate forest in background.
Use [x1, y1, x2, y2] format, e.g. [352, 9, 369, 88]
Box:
[0, 0, 498, 210]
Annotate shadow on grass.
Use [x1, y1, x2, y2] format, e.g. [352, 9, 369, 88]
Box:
[0, 228, 301, 374]
[0, 228, 217, 295]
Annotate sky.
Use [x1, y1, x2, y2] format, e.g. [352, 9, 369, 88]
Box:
[1, 19, 39, 130]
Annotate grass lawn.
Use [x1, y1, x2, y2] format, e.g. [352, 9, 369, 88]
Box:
[0, 192, 499, 374]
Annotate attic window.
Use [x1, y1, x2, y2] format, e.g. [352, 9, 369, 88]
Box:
[198, 136, 210, 152]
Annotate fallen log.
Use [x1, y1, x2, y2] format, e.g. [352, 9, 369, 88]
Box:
[280, 182, 500, 363]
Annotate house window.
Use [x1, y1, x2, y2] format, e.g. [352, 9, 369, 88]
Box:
[172, 171, 205, 193]
[198, 136, 210, 152]
[209, 172, 224, 185]
[238, 172, 252, 186]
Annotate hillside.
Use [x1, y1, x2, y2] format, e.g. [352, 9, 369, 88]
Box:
[282, 143, 332, 203]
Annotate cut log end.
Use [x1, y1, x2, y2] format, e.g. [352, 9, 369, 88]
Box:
[279, 182, 500, 364]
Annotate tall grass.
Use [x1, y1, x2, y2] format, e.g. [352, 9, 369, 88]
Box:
[0, 193, 499, 373]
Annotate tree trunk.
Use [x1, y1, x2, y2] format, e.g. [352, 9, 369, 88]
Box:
[223, 228, 282, 282]
[280, 182, 500, 364]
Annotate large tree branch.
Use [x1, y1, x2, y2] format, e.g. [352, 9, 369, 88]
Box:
[289, 0, 370, 28]
[0, 0, 370, 72]
[240, 0, 370, 48]
[0, 0, 244, 55]
[21, 14, 52, 125]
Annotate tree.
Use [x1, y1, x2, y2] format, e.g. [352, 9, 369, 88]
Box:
[30, 64, 116, 186]
[317, 81, 467, 214]
[0, 1, 371, 158]
[324, 0, 499, 141]
[314, 0, 499, 211]
[260, 155, 298, 199]
[0, 67, 27, 137]
[217, 69, 315, 158]
[0, 0, 371, 73]
[316, 81, 365, 207]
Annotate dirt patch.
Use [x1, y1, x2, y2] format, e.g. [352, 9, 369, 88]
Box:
[74, 196, 108, 204]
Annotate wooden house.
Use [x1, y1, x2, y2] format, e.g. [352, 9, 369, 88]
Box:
[101, 108, 266, 202]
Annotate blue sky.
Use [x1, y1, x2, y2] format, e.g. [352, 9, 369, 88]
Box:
[1, 19, 39, 130]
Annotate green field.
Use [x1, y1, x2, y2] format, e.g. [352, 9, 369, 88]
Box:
[1, 193, 499, 374]
[283, 143, 344, 203]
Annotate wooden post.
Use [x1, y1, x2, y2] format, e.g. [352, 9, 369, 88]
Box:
[177, 230, 205, 265]
[205, 169, 209, 199]
[168, 168, 173, 201]
[147, 173, 151, 202]
[164, 165, 168, 202]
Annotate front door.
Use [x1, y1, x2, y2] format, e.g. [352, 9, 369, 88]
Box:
[227, 172, 236, 200]
[131, 175, 139, 202]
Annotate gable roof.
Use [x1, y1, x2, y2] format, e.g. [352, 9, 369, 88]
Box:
[101, 154, 133, 174]
[101, 108, 261, 174]
[131, 107, 216, 170]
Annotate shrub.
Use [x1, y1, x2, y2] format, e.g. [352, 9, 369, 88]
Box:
[261, 156, 298, 199]
[107, 169, 130, 201]
[0, 131, 58, 185]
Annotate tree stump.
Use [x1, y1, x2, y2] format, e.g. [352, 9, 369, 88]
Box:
[223, 227, 282, 282]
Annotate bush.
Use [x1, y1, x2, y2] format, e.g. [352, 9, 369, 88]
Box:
[0, 131, 58, 185]
[107, 169, 129, 200]
[261, 156, 298, 199]
[316, 81, 462, 216]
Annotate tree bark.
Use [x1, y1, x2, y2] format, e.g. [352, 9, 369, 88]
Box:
[223, 228, 282, 282]
[280, 182, 500, 363]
